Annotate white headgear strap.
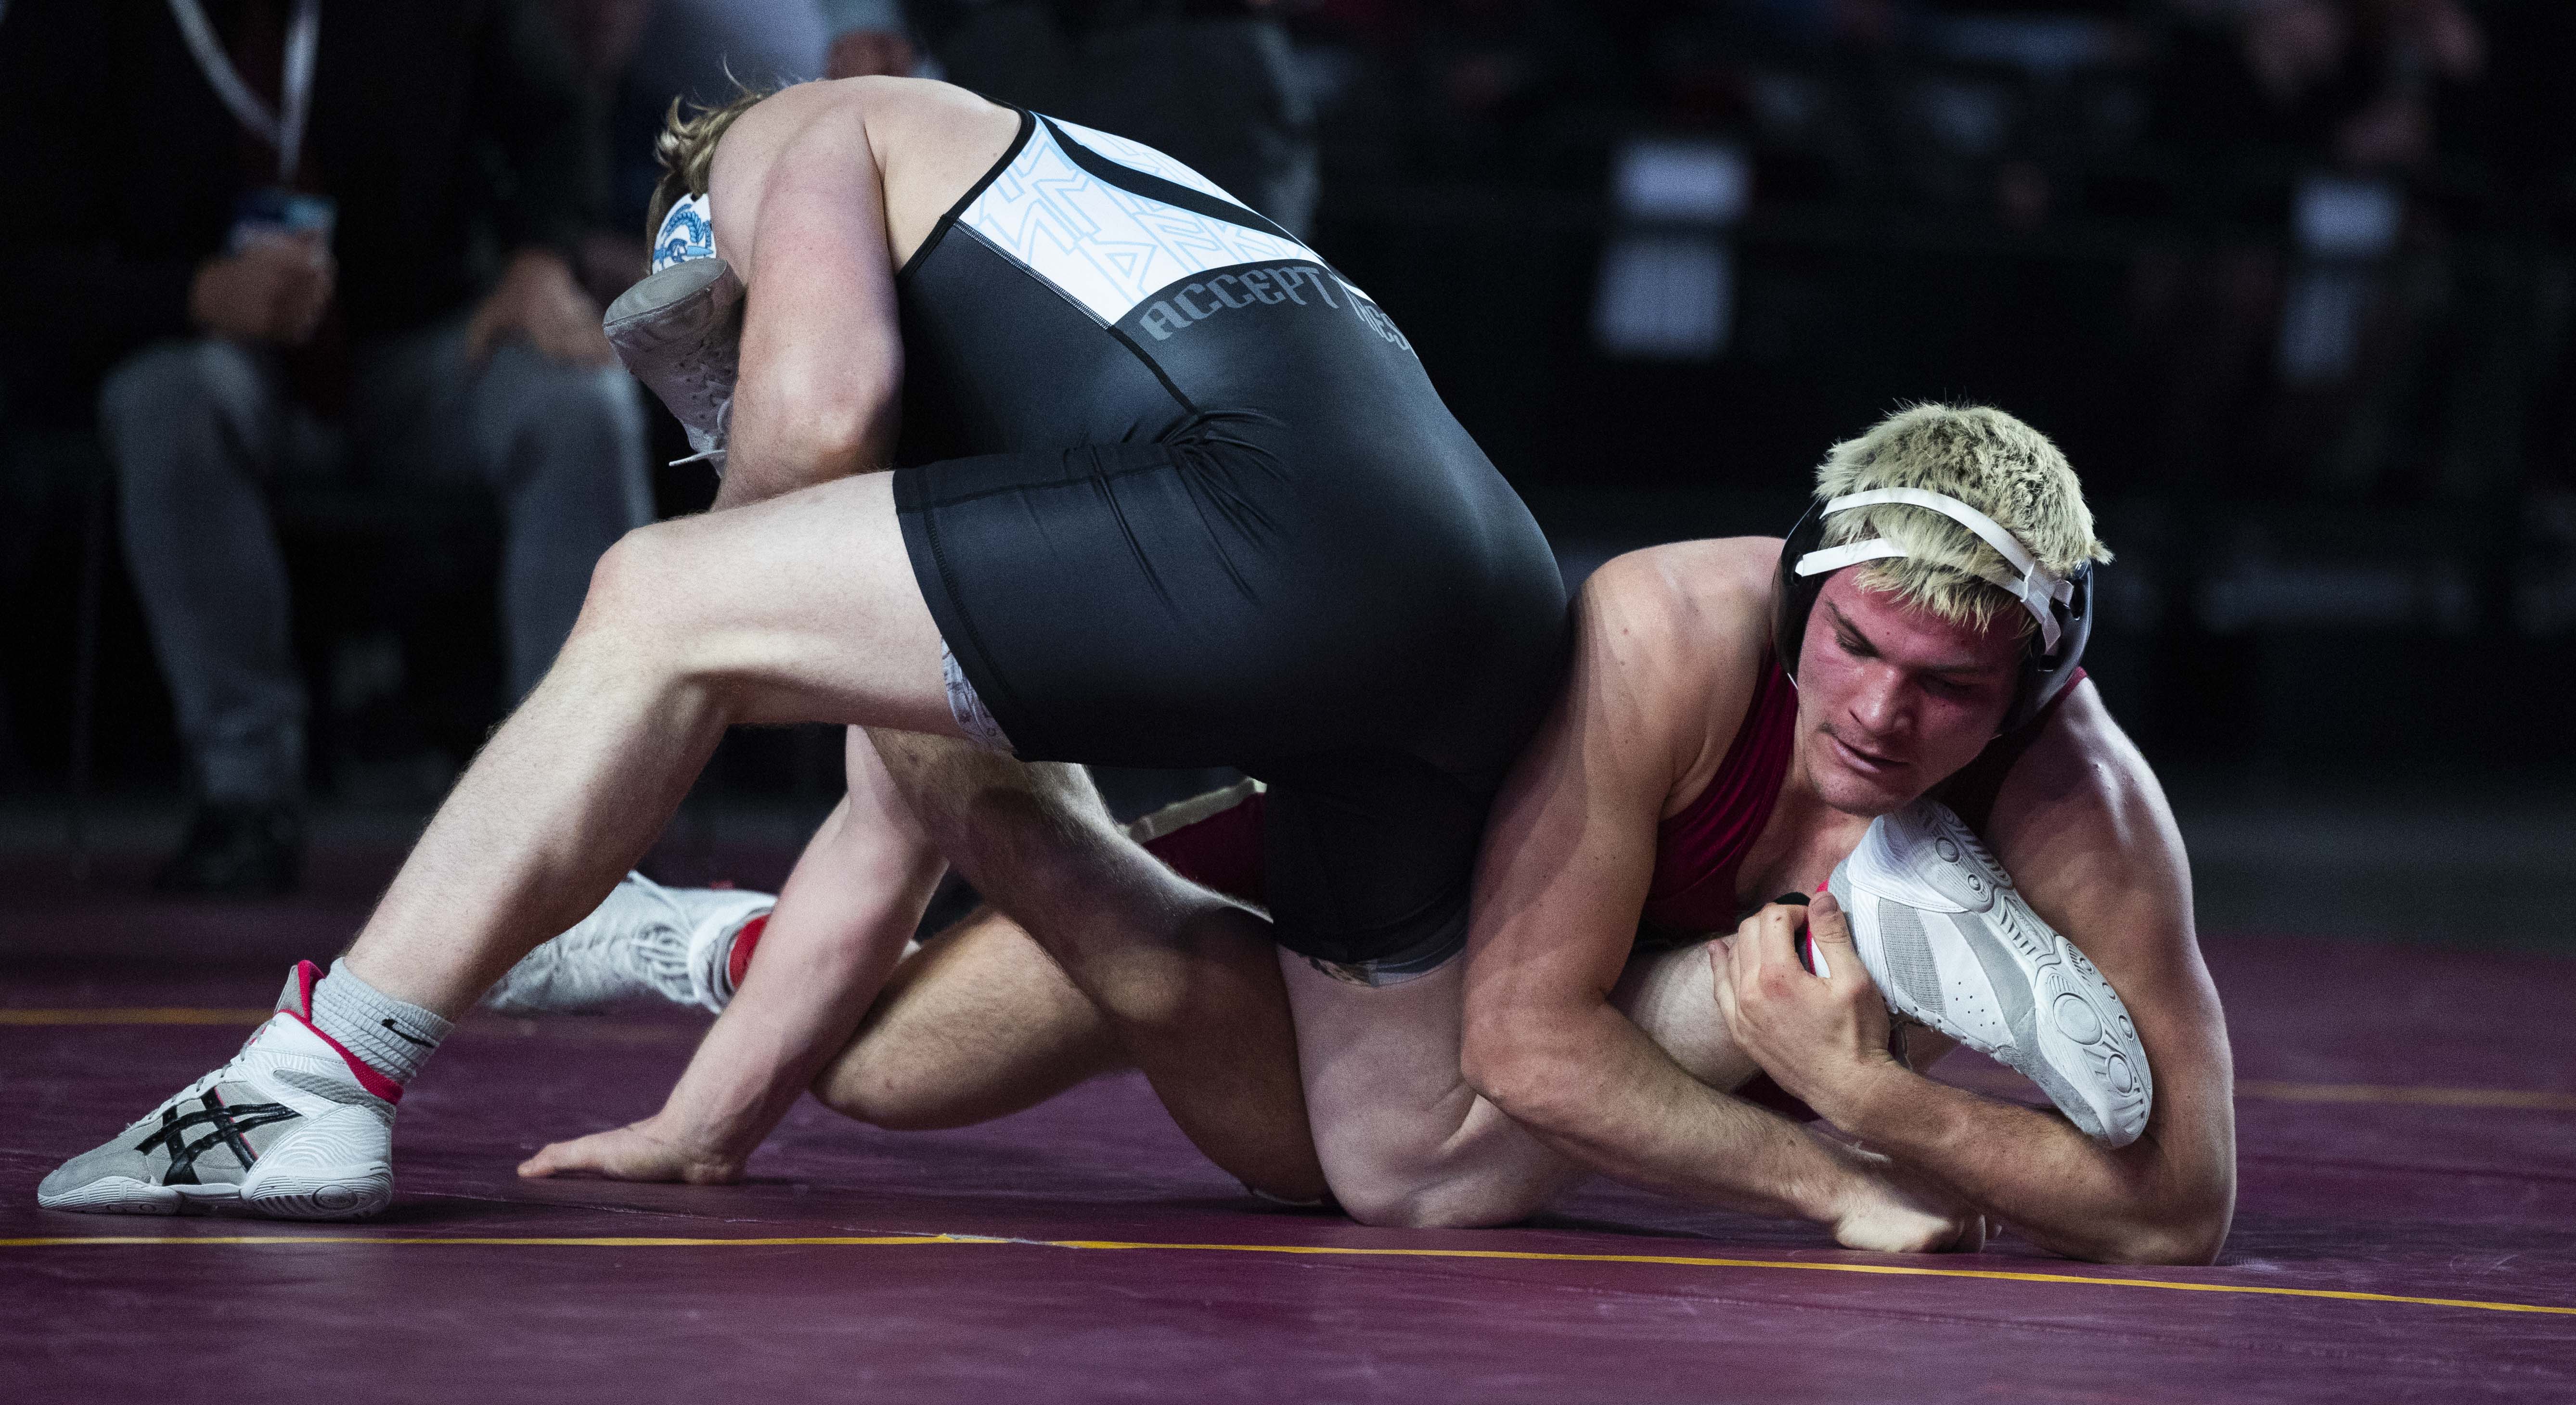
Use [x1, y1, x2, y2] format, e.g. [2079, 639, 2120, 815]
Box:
[1792, 487, 2073, 652]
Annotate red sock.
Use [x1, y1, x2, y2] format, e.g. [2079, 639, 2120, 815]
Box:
[725, 914, 769, 990]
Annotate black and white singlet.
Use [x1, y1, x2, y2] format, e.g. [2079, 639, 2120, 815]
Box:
[889, 110, 1566, 972]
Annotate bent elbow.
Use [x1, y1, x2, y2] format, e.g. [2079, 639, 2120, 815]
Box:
[1458, 1028, 1534, 1112]
[756, 363, 897, 477]
[1460, 1044, 1577, 1133]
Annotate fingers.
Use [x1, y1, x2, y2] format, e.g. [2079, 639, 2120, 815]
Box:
[1749, 901, 1811, 977]
[1710, 941, 1743, 1028]
[1805, 891, 1865, 986]
[515, 1137, 595, 1179]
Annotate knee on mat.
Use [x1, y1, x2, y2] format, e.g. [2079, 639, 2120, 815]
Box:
[1332, 1175, 1520, 1231]
[1318, 1131, 1545, 1230]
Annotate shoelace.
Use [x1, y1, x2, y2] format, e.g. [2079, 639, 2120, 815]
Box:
[122, 1061, 245, 1136]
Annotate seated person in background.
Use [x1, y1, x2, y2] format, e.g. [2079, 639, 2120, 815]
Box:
[0, 0, 652, 893]
[500, 406, 2239, 1266]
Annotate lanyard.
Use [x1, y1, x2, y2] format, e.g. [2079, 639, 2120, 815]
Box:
[168, 0, 320, 184]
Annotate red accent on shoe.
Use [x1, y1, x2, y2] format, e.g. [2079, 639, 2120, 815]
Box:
[286, 958, 326, 1015]
[276, 1009, 407, 1104]
[274, 963, 405, 1104]
[726, 914, 769, 990]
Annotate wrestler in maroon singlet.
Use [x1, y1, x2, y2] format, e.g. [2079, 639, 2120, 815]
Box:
[1133, 654, 2084, 1118]
[1141, 654, 2085, 938]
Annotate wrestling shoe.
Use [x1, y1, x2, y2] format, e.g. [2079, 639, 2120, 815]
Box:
[482, 872, 773, 1016]
[602, 258, 744, 470]
[1827, 799, 2153, 1146]
[38, 962, 397, 1219]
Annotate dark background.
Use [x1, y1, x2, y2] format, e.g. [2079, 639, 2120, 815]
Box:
[4, 0, 2570, 936]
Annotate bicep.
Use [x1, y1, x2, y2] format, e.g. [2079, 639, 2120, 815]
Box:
[1464, 588, 1687, 1054]
[720, 107, 904, 471]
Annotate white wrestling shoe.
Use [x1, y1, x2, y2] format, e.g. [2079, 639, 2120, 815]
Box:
[602, 258, 744, 470]
[482, 872, 773, 1016]
[39, 963, 397, 1219]
[1827, 799, 2153, 1147]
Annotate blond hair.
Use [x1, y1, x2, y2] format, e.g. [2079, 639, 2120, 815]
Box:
[1813, 404, 2111, 636]
[643, 85, 776, 251]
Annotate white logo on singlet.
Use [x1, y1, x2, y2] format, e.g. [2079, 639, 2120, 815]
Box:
[954, 118, 1323, 327]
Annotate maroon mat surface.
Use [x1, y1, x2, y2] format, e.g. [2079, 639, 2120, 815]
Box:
[6, 931, 2573, 1402]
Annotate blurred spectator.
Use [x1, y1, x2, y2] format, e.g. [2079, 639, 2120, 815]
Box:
[822, 0, 1320, 234]
[0, 0, 653, 894]
[589, 0, 831, 255]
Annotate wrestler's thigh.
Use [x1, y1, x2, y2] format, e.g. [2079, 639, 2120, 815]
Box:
[1281, 955, 1584, 1227]
[813, 906, 1124, 1130]
[597, 469, 955, 736]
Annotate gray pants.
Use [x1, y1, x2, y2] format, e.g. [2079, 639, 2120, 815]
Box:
[97, 324, 652, 803]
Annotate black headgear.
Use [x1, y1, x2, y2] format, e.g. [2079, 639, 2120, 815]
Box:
[1771, 489, 2094, 735]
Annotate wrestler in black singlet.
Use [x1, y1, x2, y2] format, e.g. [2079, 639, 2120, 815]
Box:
[889, 110, 1565, 975]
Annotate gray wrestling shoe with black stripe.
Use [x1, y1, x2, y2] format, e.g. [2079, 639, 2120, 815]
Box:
[603, 258, 744, 471]
[1828, 799, 2153, 1146]
[482, 872, 773, 1016]
[39, 963, 397, 1219]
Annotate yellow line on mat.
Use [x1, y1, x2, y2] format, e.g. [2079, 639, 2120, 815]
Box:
[3, 1232, 2569, 1318]
[2235, 1080, 2576, 1111]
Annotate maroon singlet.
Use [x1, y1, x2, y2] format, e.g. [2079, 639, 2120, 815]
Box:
[1638, 656, 1800, 936]
[1130, 660, 2084, 1125]
[1138, 659, 2086, 934]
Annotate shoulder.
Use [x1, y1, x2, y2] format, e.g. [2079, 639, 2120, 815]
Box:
[730, 77, 1001, 150]
[1568, 538, 1778, 798]
[716, 80, 872, 160]
[1990, 685, 2174, 860]
[1577, 538, 1776, 666]
[1983, 683, 2194, 966]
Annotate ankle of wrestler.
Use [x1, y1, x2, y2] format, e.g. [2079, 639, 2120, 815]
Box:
[308, 957, 453, 1088]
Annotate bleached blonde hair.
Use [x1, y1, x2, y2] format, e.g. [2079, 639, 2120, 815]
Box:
[1814, 404, 2112, 637]
[643, 85, 776, 250]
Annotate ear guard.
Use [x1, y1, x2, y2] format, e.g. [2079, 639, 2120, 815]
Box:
[1771, 491, 2094, 735]
[652, 191, 718, 272]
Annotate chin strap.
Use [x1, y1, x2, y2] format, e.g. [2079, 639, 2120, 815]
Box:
[1792, 487, 2073, 652]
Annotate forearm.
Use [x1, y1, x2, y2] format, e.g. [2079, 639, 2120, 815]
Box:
[714, 395, 897, 510]
[1489, 1004, 1869, 1226]
[650, 952, 875, 1170]
[648, 798, 942, 1166]
[1831, 1065, 2223, 1263]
